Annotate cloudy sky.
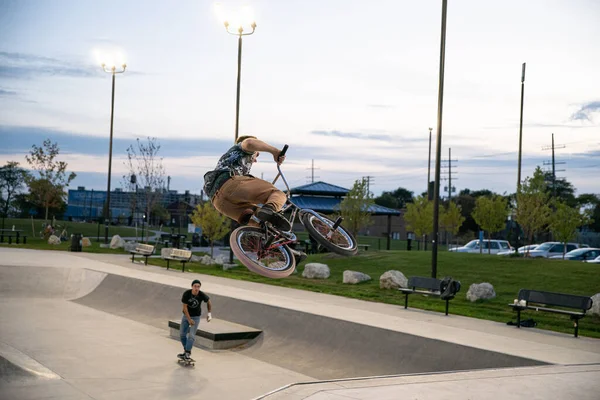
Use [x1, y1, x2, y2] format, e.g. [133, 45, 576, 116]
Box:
[1, 0, 599, 199]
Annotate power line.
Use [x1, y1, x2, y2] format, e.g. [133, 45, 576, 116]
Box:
[441, 147, 458, 200]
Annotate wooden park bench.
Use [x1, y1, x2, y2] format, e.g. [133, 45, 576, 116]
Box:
[129, 243, 155, 265]
[399, 276, 460, 316]
[162, 248, 193, 272]
[357, 244, 370, 251]
[508, 289, 593, 337]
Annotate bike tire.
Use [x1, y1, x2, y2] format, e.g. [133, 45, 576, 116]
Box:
[301, 212, 358, 256]
[230, 226, 296, 278]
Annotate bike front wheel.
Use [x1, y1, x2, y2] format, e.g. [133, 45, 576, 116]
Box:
[230, 226, 296, 278]
[301, 212, 358, 256]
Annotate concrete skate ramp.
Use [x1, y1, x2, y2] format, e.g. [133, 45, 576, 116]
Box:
[0, 266, 107, 300]
[74, 274, 546, 379]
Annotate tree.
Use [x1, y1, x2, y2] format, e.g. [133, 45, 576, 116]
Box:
[0, 161, 29, 228]
[123, 137, 166, 225]
[339, 178, 374, 237]
[374, 187, 413, 209]
[440, 202, 465, 247]
[403, 196, 433, 248]
[190, 202, 229, 257]
[472, 195, 509, 254]
[25, 139, 76, 221]
[549, 201, 593, 258]
[577, 193, 600, 233]
[543, 172, 576, 207]
[374, 192, 398, 209]
[515, 167, 551, 252]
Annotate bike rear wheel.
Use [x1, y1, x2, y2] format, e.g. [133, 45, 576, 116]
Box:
[301, 212, 358, 256]
[230, 226, 296, 278]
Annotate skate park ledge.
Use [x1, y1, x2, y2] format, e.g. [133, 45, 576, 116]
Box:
[168, 319, 262, 350]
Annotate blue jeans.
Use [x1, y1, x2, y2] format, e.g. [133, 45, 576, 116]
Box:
[180, 315, 201, 352]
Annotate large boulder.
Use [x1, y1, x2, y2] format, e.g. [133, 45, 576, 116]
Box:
[343, 270, 371, 284]
[379, 270, 408, 289]
[466, 282, 496, 302]
[110, 235, 125, 249]
[81, 237, 92, 247]
[124, 241, 138, 252]
[590, 293, 600, 317]
[48, 235, 61, 245]
[200, 255, 216, 265]
[214, 255, 227, 265]
[302, 263, 330, 279]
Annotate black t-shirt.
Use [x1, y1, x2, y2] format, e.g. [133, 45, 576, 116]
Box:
[181, 289, 210, 317]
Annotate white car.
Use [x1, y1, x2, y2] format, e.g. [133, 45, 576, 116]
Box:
[449, 239, 512, 254]
[586, 255, 600, 264]
[526, 242, 585, 258]
[497, 244, 539, 256]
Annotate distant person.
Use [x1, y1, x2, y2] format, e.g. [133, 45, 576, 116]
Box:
[178, 279, 212, 362]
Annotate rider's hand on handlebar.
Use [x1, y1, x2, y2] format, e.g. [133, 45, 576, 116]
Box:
[274, 152, 285, 165]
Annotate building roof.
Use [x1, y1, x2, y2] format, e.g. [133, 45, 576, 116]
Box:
[290, 181, 349, 196]
[290, 195, 401, 216]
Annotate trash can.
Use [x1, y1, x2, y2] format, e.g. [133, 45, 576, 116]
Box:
[70, 233, 83, 252]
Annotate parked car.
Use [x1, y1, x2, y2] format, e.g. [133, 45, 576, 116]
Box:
[448, 239, 512, 254]
[526, 242, 587, 258]
[586, 255, 600, 264]
[549, 248, 600, 261]
[497, 244, 539, 256]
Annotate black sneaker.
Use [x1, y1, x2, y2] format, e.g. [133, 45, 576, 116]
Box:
[177, 352, 186, 360]
[256, 206, 291, 231]
[184, 352, 192, 360]
[290, 248, 307, 265]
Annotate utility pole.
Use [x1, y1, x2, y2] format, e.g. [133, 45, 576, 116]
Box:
[362, 176, 375, 196]
[542, 133, 566, 198]
[441, 148, 458, 200]
[306, 159, 320, 183]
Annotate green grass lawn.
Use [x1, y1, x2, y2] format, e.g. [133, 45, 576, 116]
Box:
[145, 250, 600, 338]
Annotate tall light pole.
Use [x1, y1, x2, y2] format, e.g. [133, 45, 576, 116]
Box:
[219, 7, 257, 262]
[101, 63, 127, 244]
[222, 17, 257, 141]
[431, 0, 448, 279]
[517, 62, 526, 191]
[427, 127, 433, 200]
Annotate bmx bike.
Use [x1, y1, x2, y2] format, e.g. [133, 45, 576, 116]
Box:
[229, 145, 358, 278]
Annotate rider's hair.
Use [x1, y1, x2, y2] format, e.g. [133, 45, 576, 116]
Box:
[236, 135, 257, 144]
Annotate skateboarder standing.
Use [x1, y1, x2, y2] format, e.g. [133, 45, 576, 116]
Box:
[178, 279, 212, 361]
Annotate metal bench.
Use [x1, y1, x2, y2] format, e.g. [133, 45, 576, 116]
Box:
[129, 243, 155, 265]
[162, 248, 193, 272]
[0, 231, 27, 244]
[399, 276, 460, 316]
[508, 289, 593, 337]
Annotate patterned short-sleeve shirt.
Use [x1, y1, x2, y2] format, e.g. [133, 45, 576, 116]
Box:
[203, 144, 255, 198]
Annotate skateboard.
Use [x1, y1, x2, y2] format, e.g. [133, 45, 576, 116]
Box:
[177, 356, 195, 367]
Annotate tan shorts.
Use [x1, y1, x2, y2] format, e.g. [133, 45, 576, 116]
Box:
[212, 175, 287, 224]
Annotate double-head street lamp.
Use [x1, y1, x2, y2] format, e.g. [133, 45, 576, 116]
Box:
[216, 5, 257, 262]
[217, 4, 257, 141]
[101, 62, 126, 244]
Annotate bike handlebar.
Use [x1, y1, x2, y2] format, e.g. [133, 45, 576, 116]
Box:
[272, 144, 291, 196]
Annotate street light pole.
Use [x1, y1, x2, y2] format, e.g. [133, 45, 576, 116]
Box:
[427, 127, 433, 200]
[431, 0, 448, 279]
[223, 18, 256, 262]
[224, 21, 256, 142]
[517, 62, 526, 191]
[101, 63, 126, 244]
